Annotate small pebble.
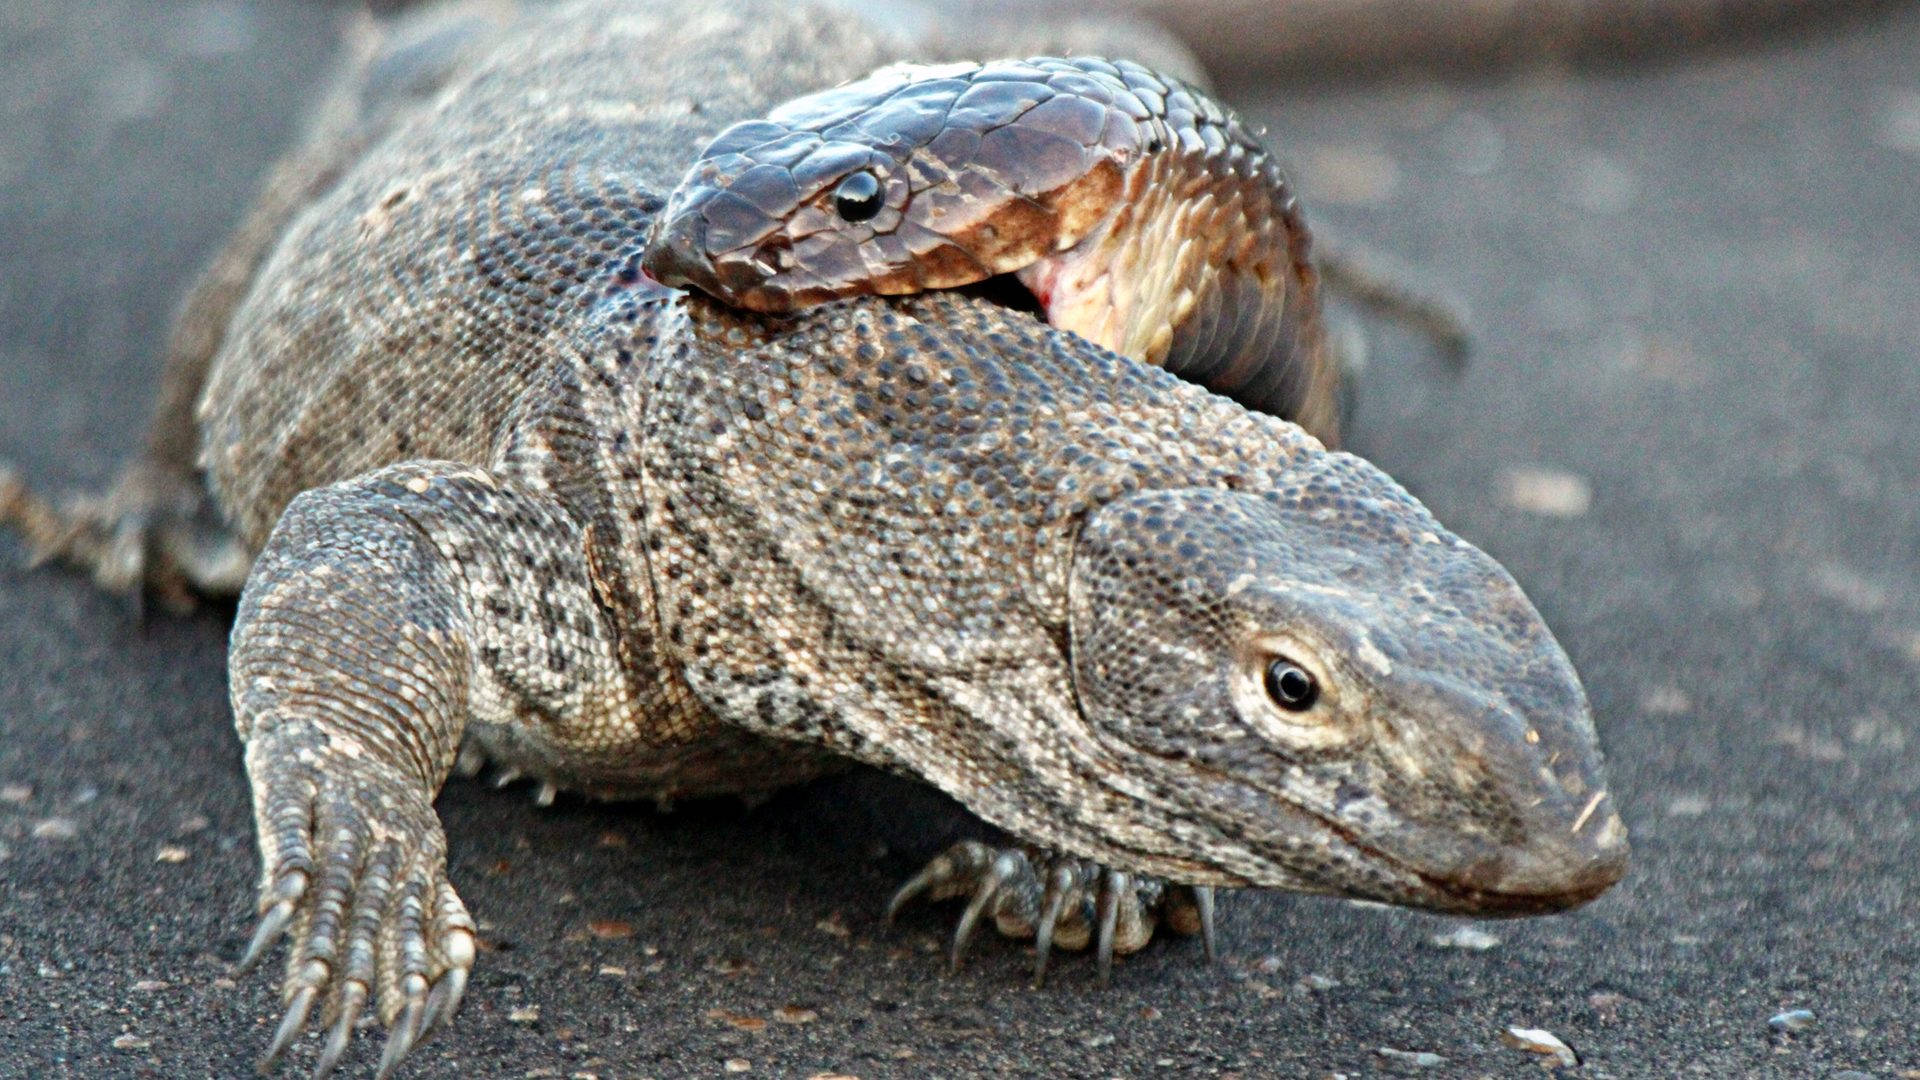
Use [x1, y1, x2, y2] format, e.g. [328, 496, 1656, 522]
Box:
[31, 818, 77, 840]
[155, 846, 189, 864]
[1502, 467, 1592, 518]
[1809, 561, 1888, 613]
[1666, 795, 1710, 817]
[1502, 1027, 1579, 1067]
[509, 1005, 540, 1024]
[775, 1005, 818, 1025]
[706, 1009, 766, 1032]
[1428, 925, 1501, 951]
[0, 783, 31, 803]
[1299, 974, 1340, 992]
[111, 1034, 151, 1051]
[1375, 1047, 1446, 1070]
[1641, 687, 1692, 716]
[597, 965, 627, 977]
[1589, 991, 1627, 1018]
[588, 919, 633, 939]
[132, 980, 168, 992]
[724, 1060, 751, 1073]
[1769, 1009, 1816, 1034]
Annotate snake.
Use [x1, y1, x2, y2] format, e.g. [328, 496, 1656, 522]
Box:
[640, 56, 1344, 443]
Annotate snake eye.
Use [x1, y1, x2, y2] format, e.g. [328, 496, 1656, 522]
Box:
[832, 171, 884, 222]
[1263, 657, 1319, 712]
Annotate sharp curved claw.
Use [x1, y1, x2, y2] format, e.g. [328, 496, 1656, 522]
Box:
[240, 871, 311, 974]
[1095, 869, 1131, 986]
[950, 851, 1023, 972]
[1030, 863, 1074, 989]
[310, 981, 366, 1080]
[452, 741, 486, 778]
[239, 900, 297, 975]
[886, 864, 940, 923]
[259, 983, 320, 1074]
[1193, 885, 1217, 964]
[420, 965, 468, 1043]
[376, 982, 430, 1080]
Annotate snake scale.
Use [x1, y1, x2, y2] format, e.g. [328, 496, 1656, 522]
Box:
[642, 55, 1347, 441]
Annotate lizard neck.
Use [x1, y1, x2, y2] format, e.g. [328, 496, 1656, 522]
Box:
[634, 290, 1323, 874]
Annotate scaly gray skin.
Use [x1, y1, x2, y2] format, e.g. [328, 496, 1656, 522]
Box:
[1, 1, 1626, 1076]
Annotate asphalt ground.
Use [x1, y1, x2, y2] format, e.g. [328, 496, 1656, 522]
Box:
[2, 2, 1918, 1077]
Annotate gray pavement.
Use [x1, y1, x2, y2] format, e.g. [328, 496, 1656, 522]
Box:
[3, 2, 1919, 1077]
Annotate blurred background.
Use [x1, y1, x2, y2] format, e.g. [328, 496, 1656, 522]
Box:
[1, 1, 1917, 1076]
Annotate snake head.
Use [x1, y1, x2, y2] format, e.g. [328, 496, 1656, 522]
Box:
[1065, 458, 1627, 914]
[641, 58, 1146, 312]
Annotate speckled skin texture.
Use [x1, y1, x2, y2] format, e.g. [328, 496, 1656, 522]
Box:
[3, 0, 1623, 1074]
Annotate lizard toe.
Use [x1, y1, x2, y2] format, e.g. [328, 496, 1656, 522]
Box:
[890, 842, 1210, 985]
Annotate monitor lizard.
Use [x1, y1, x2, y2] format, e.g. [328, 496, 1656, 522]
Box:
[0, 1, 1627, 1076]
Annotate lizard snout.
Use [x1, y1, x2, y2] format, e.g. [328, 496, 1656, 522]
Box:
[1444, 792, 1629, 913]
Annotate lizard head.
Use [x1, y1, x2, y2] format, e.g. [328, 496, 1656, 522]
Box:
[1066, 455, 1627, 915]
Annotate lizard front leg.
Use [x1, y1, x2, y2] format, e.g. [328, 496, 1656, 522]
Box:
[889, 841, 1217, 987]
[230, 458, 647, 1078]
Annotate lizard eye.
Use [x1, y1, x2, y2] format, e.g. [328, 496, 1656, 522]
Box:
[1264, 657, 1319, 712]
[832, 171, 884, 222]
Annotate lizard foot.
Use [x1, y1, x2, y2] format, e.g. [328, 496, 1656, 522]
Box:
[236, 725, 475, 1080]
[0, 458, 248, 611]
[887, 840, 1217, 987]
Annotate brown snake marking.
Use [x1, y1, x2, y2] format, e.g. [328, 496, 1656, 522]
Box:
[641, 56, 1344, 442]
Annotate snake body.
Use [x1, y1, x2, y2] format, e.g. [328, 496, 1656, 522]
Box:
[641, 56, 1341, 441]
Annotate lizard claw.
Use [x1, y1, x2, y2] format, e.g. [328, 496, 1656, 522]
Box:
[888, 841, 1221, 983]
[239, 724, 475, 1077]
[950, 849, 1027, 971]
[261, 979, 321, 1073]
[240, 871, 307, 974]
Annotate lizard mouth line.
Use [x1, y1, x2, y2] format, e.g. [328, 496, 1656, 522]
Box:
[1148, 749, 1611, 915]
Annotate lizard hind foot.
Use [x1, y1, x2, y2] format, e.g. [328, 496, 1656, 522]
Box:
[886, 840, 1219, 988]
[0, 458, 248, 611]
